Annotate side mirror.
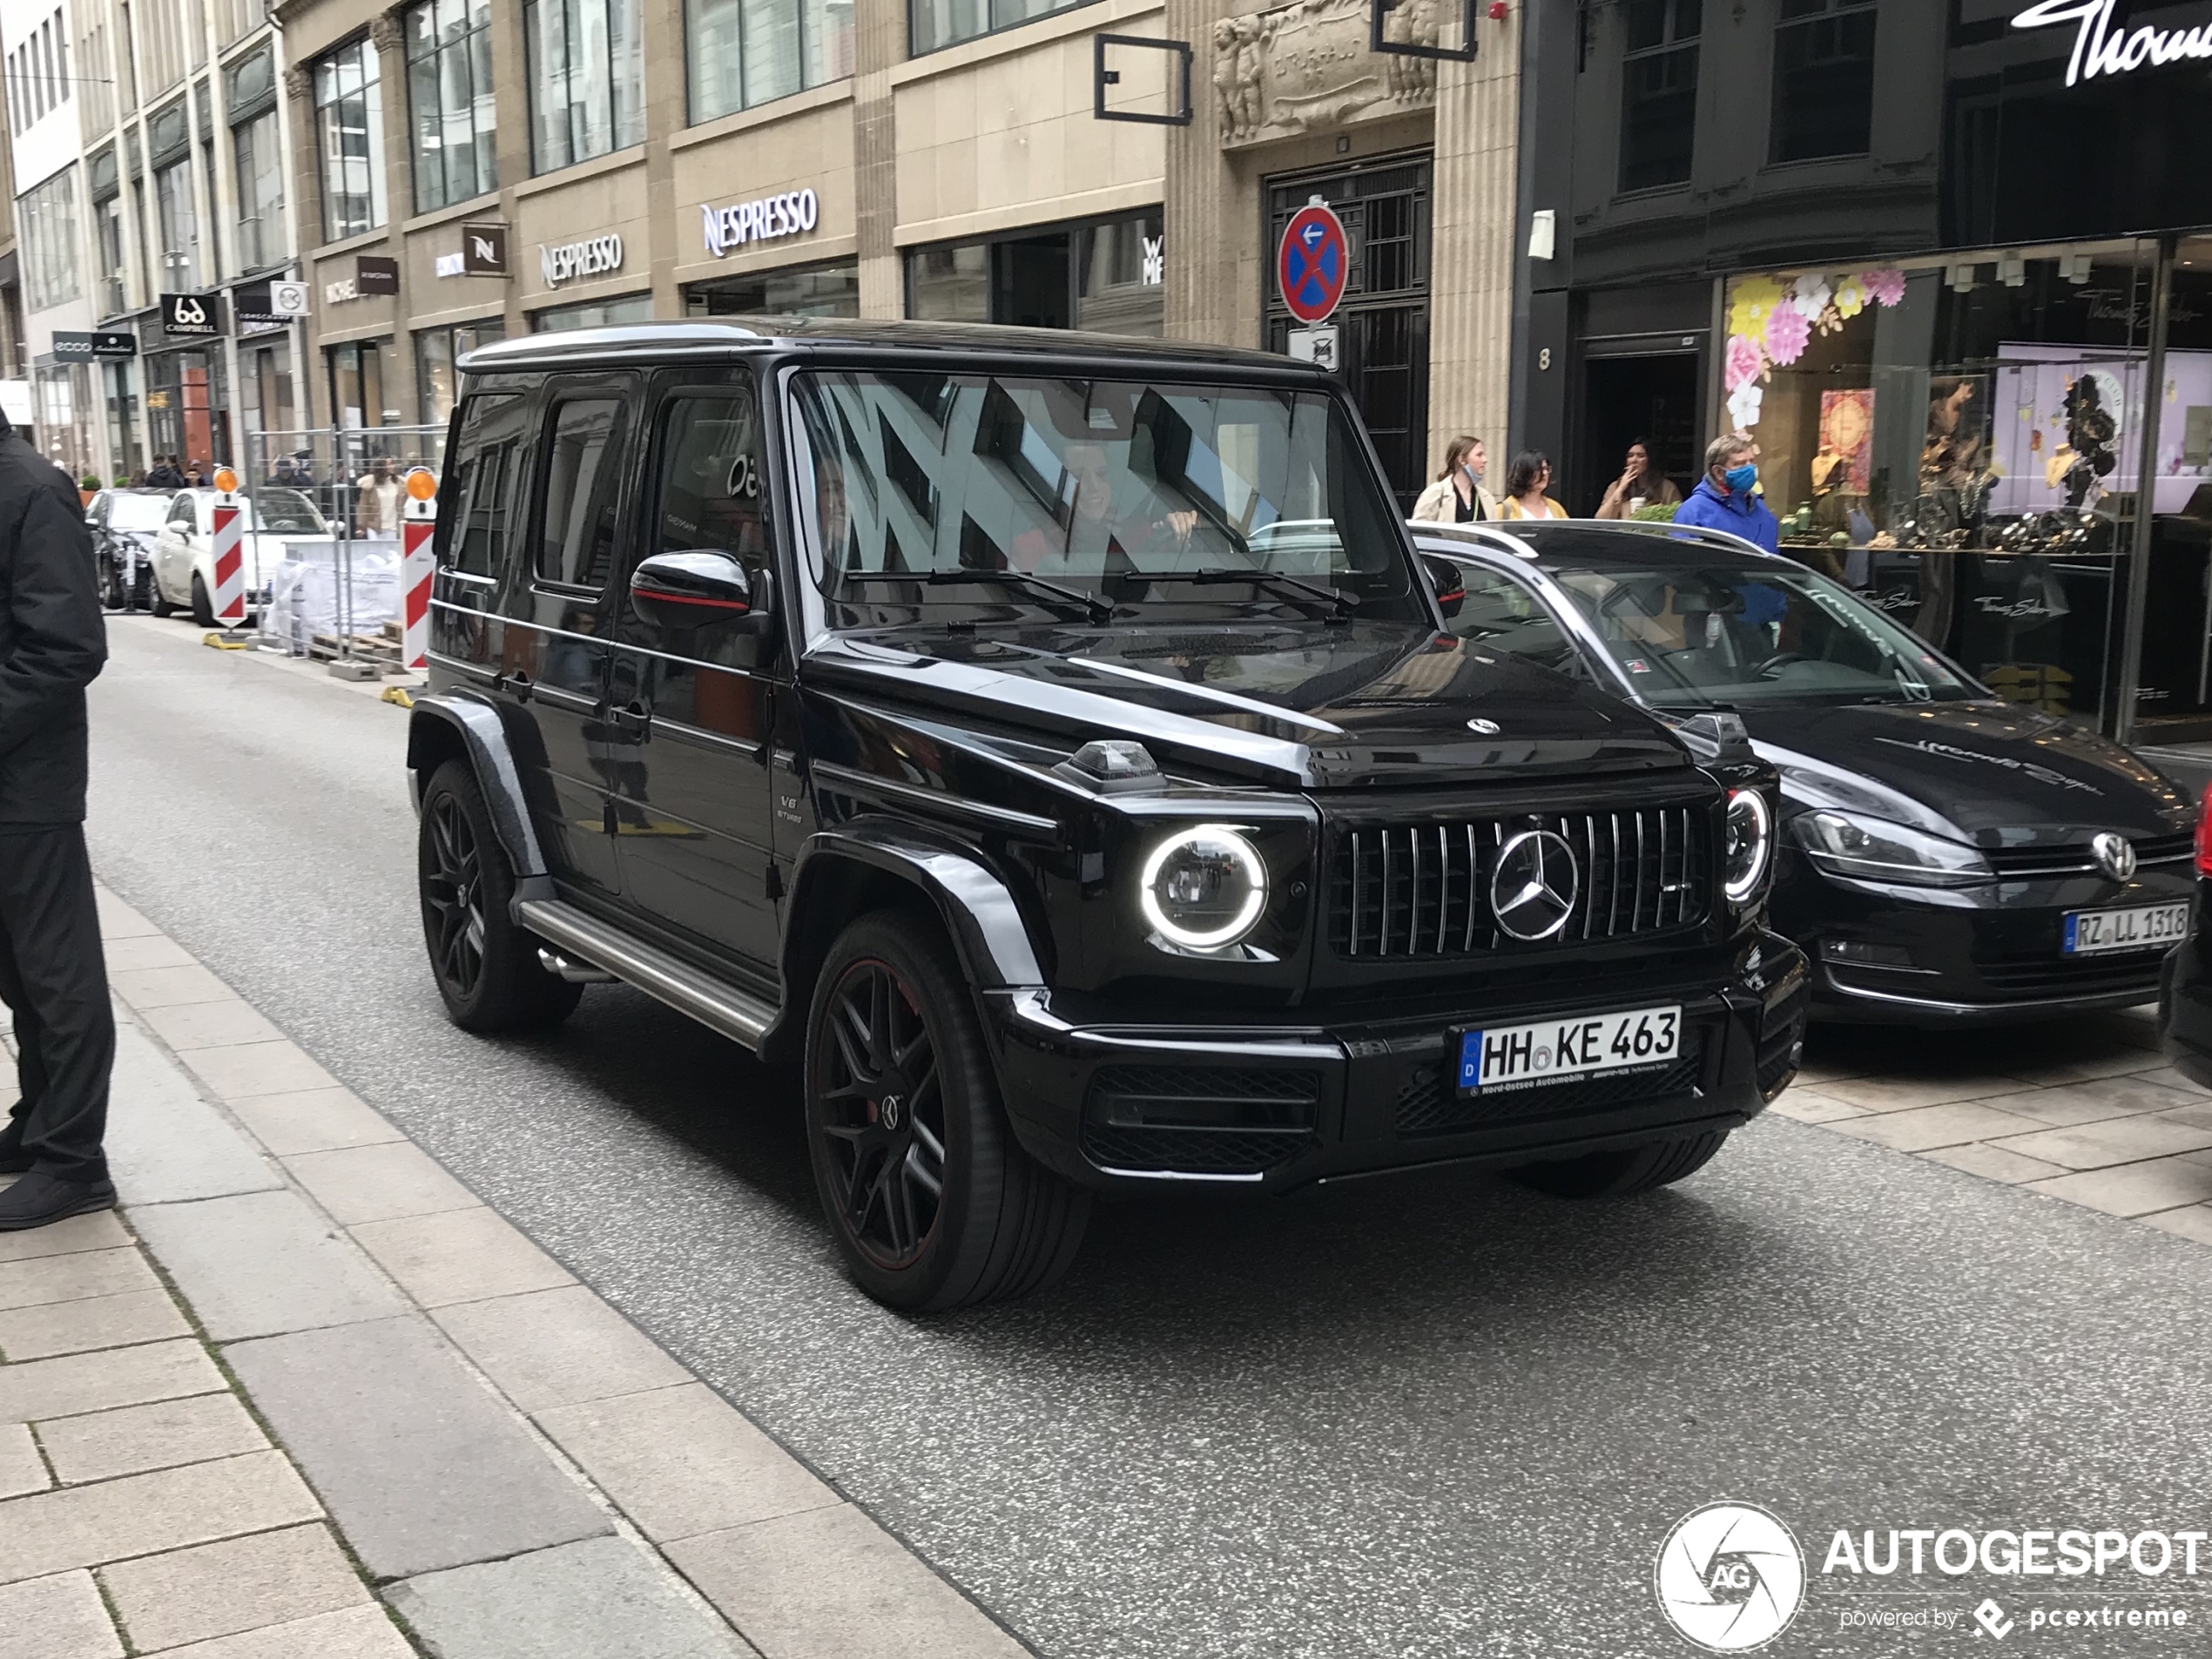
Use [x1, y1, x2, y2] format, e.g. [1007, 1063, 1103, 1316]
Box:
[168, 519, 192, 535]
[1422, 555, 1466, 621]
[631, 550, 773, 635]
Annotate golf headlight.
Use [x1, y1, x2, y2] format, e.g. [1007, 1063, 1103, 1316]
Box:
[1138, 826, 1268, 950]
[1794, 809, 1992, 887]
[1723, 788, 1773, 906]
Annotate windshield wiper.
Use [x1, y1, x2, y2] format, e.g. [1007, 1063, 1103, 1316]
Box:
[840, 569, 1113, 624]
[1131, 567, 1359, 615]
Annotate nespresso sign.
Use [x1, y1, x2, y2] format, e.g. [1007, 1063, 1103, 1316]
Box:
[701, 189, 819, 259]
[540, 233, 624, 287]
[2012, 0, 2212, 86]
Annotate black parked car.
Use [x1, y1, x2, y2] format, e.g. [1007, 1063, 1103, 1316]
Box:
[406, 320, 1805, 1309]
[1413, 521, 2197, 1025]
[86, 487, 171, 612]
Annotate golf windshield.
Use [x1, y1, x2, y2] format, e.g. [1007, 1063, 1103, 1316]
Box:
[1547, 562, 1976, 707]
[789, 370, 1420, 621]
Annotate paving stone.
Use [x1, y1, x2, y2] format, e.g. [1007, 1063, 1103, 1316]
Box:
[0, 1247, 157, 1312]
[1939, 1083, 2169, 1131]
[0, 1569, 119, 1658]
[224, 1315, 609, 1580]
[2158, 1100, 2212, 1130]
[108, 1025, 282, 1205]
[129, 1191, 406, 1341]
[139, 1001, 287, 1054]
[39, 1392, 266, 1486]
[109, 965, 235, 1010]
[0, 1451, 319, 1585]
[2024, 1157, 2212, 1218]
[351, 1207, 574, 1308]
[2141, 1204, 2212, 1246]
[140, 1602, 414, 1658]
[1919, 1142, 2071, 1185]
[0, 1339, 222, 1425]
[1828, 1101, 2050, 1153]
[223, 1089, 403, 1158]
[1817, 1074, 2029, 1114]
[95, 892, 160, 940]
[432, 1285, 690, 1413]
[101, 935, 198, 974]
[2128, 1065, 2212, 1097]
[182, 1042, 341, 1103]
[1988, 1115, 2212, 1171]
[1765, 1089, 1868, 1124]
[0, 1424, 48, 1498]
[670, 1504, 1028, 1659]
[99, 1523, 368, 1654]
[0, 1288, 189, 1361]
[284, 1143, 480, 1226]
[0, 1211, 132, 1264]
[536, 1384, 837, 1544]
[389, 1535, 753, 1659]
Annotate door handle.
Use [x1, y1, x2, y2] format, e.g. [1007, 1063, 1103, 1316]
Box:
[497, 670, 534, 703]
[611, 699, 651, 739]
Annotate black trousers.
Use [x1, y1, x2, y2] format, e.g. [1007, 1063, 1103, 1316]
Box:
[0, 825, 111, 1183]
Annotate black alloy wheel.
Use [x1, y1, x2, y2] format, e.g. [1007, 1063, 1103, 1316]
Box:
[806, 911, 1090, 1311]
[416, 759, 582, 1032]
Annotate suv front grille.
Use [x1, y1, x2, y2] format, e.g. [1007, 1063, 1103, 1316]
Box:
[1329, 806, 1710, 961]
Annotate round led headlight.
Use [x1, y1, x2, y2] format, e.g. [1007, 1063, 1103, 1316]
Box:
[1724, 787, 1774, 906]
[1138, 826, 1268, 951]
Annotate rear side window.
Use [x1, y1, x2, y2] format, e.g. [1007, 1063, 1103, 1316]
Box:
[1449, 566, 1582, 675]
[536, 397, 630, 590]
[440, 393, 528, 578]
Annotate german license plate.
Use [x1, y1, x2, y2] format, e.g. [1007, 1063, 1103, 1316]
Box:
[1455, 1004, 1682, 1096]
[2062, 901, 2189, 955]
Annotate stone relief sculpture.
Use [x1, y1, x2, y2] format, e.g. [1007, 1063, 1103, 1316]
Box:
[1214, 0, 1439, 146]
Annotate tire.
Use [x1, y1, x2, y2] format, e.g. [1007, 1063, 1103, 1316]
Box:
[190, 572, 217, 629]
[805, 910, 1090, 1312]
[150, 581, 174, 618]
[1507, 1130, 1730, 1200]
[417, 759, 583, 1033]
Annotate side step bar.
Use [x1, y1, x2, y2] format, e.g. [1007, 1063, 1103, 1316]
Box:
[517, 899, 777, 1050]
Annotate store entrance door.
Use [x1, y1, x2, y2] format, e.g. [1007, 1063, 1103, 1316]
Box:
[1577, 348, 1703, 516]
[1264, 156, 1431, 512]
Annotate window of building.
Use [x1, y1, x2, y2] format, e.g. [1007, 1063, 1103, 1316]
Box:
[907, 212, 1163, 335]
[327, 338, 398, 429]
[1770, 0, 1876, 165]
[907, 244, 988, 323]
[1076, 213, 1163, 335]
[314, 39, 388, 241]
[684, 258, 860, 318]
[239, 339, 295, 450]
[525, 0, 644, 174]
[1620, 0, 1698, 193]
[233, 109, 286, 271]
[687, 0, 853, 124]
[19, 166, 81, 311]
[530, 293, 653, 330]
[536, 396, 630, 588]
[407, 0, 496, 212]
[96, 192, 127, 315]
[911, 0, 1085, 54]
[415, 316, 507, 426]
[154, 157, 196, 289]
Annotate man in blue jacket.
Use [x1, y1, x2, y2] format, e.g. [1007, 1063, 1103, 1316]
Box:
[1673, 433, 1779, 555]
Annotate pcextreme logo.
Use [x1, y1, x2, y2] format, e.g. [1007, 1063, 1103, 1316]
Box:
[1655, 1503, 1806, 1652]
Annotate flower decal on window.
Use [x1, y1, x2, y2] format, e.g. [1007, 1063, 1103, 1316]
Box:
[1764, 302, 1811, 367]
[1863, 266, 1906, 307]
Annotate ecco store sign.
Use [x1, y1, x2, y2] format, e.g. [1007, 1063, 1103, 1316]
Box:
[540, 233, 624, 287]
[701, 189, 819, 259]
[2013, 0, 2212, 85]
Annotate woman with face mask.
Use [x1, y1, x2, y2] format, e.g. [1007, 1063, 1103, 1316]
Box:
[1411, 435, 1499, 523]
[1670, 433, 1779, 554]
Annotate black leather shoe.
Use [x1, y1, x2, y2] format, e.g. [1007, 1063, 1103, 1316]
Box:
[0, 1172, 116, 1230]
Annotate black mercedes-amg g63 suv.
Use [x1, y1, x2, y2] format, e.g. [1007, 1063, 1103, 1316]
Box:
[406, 320, 1806, 1310]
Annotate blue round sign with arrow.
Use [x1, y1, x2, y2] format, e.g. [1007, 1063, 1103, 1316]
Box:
[1278, 201, 1350, 326]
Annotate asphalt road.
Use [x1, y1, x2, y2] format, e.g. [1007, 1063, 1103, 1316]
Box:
[84, 617, 2212, 1657]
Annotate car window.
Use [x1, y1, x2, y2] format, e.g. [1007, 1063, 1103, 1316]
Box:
[536, 396, 630, 590]
[440, 393, 527, 579]
[168, 492, 198, 529]
[106, 494, 172, 531]
[631, 390, 772, 668]
[246, 488, 327, 534]
[1445, 565, 1583, 675]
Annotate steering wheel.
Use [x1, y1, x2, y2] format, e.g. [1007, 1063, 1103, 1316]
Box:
[1754, 651, 1810, 680]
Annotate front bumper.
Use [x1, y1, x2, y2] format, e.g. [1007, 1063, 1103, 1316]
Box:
[987, 934, 1808, 1191]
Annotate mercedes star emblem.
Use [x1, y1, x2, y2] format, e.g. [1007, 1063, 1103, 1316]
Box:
[1490, 829, 1580, 941]
[2091, 832, 2136, 881]
[1467, 718, 1501, 737]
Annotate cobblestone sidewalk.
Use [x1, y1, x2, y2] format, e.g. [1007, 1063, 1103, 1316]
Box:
[0, 887, 1028, 1659]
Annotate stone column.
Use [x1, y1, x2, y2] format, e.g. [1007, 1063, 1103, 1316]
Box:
[486, 0, 533, 336]
[1426, 7, 1521, 472]
[640, 0, 685, 319]
[368, 9, 415, 422]
[281, 63, 326, 425]
[852, 0, 904, 319]
[1163, 0, 1258, 348]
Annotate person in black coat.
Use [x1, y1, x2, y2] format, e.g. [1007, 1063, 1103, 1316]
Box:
[0, 426, 115, 1227]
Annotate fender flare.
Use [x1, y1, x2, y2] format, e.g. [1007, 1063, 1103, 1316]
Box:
[405, 694, 549, 882]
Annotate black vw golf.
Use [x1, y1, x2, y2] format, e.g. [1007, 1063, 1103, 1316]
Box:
[1413, 521, 2197, 1025]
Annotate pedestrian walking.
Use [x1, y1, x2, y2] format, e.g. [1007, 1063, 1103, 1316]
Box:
[1594, 439, 1682, 519]
[1498, 452, 1568, 521]
[354, 456, 401, 537]
[1672, 432, 1780, 554]
[1411, 435, 1501, 523]
[0, 424, 116, 1229]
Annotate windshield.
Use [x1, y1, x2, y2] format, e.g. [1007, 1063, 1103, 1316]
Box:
[242, 488, 327, 534]
[789, 370, 1420, 623]
[106, 494, 172, 530]
[1547, 561, 1976, 708]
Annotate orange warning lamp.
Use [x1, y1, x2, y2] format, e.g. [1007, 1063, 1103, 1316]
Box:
[212, 467, 239, 494]
[405, 467, 438, 502]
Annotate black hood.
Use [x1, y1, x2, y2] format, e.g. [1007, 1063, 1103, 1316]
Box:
[806, 621, 1692, 790]
[1748, 699, 2193, 845]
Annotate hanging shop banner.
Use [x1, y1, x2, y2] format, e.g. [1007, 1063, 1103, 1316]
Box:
[160, 292, 224, 338]
[1277, 201, 1349, 327]
[51, 330, 138, 361]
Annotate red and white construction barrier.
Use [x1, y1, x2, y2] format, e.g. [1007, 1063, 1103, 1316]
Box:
[401, 469, 438, 671]
[211, 479, 246, 625]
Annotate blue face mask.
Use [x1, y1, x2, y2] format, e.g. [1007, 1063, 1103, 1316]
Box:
[1462, 460, 1484, 483]
[1723, 462, 1758, 493]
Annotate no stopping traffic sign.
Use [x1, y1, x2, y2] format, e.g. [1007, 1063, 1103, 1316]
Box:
[1278, 202, 1350, 326]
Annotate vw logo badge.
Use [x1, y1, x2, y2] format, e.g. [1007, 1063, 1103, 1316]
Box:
[2091, 832, 2136, 881]
[1490, 829, 1579, 941]
[878, 1094, 903, 1130]
[1467, 718, 1501, 736]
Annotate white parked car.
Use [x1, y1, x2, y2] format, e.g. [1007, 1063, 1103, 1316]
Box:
[151, 486, 333, 627]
